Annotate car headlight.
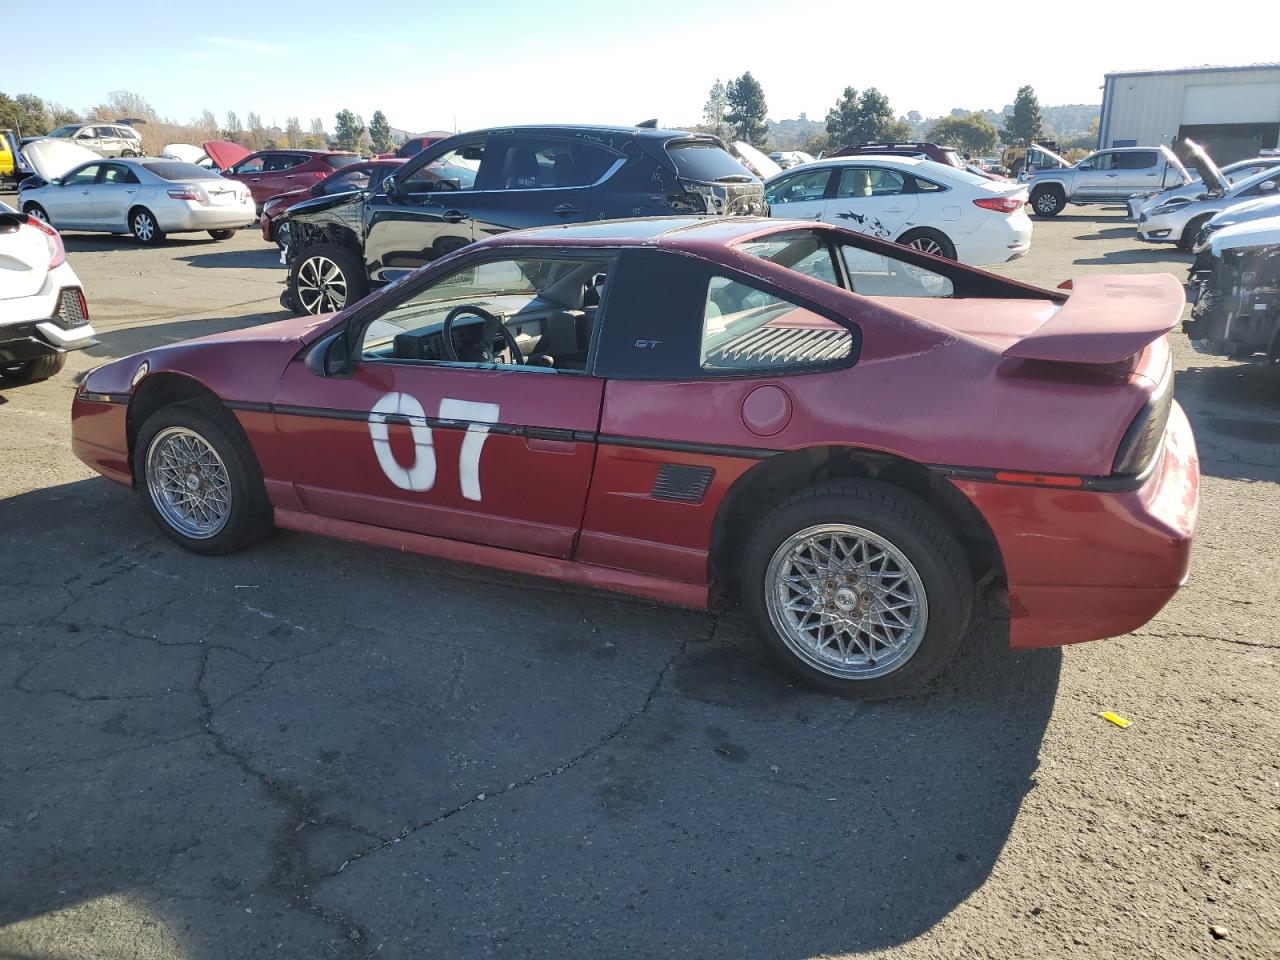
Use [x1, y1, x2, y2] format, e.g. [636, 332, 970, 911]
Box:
[1150, 202, 1187, 216]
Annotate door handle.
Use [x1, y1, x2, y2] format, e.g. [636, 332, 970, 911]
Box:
[1105, 173, 1119, 178]
[884, 206, 907, 212]
[441, 209, 466, 223]
[553, 204, 581, 217]
[81, 189, 90, 194]
[126, 188, 135, 193]
[250, 177, 261, 181]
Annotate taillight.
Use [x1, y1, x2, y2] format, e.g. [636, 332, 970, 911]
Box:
[168, 185, 208, 203]
[973, 196, 1026, 214]
[1113, 362, 1174, 476]
[27, 215, 65, 269]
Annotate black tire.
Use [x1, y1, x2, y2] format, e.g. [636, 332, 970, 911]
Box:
[288, 243, 368, 316]
[741, 480, 974, 700]
[0, 353, 66, 384]
[1177, 215, 1210, 254]
[1030, 186, 1064, 217]
[23, 202, 50, 225]
[120, 150, 138, 158]
[897, 228, 956, 260]
[133, 400, 274, 555]
[208, 228, 236, 240]
[129, 207, 165, 245]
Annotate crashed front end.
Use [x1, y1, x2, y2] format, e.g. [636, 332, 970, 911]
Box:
[1185, 241, 1280, 360]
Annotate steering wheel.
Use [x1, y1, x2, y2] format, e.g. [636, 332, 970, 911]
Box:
[441, 305, 524, 365]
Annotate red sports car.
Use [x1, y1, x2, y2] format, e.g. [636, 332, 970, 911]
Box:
[70, 218, 1199, 698]
[260, 158, 405, 245]
[203, 141, 361, 210]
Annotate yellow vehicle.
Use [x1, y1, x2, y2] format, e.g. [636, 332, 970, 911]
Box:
[0, 130, 16, 182]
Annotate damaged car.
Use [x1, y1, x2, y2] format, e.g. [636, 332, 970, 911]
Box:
[277, 124, 764, 315]
[1128, 147, 1280, 221]
[1184, 213, 1280, 361]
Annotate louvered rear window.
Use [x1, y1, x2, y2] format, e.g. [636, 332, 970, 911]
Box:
[701, 276, 852, 372]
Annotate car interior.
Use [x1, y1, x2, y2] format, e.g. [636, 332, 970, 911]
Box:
[360, 257, 610, 372]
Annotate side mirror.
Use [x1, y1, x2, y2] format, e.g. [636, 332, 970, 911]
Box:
[1078, 161, 1093, 170]
[1261, 180, 1277, 193]
[382, 174, 402, 199]
[304, 328, 353, 378]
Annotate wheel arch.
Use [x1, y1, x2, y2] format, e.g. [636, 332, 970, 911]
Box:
[709, 445, 1004, 600]
[126, 372, 235, 480]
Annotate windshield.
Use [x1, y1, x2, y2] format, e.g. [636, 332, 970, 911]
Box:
[141, 161, 221, 181]
[323, 154, 362, 169]
[1229, 166, 1280, 197]
[47, 126, 78, 139]
[668, 140, 755, 182]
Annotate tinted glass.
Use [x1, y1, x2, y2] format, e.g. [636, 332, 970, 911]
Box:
[142, 161, 221, 181]
[323, 167, 373, 193]
[701, 277, 851, 372]
[323, 154, 362, 169]
[667, 141, 754, 182]
[766, 168, 831, 205]
[836, 167, 906, 198]
[486, 139, 597, 189]
[738, 231, 838, 285]
[234, 156, 265, 174]
[404, 143, 484, 192]
[840, 245, 953, 298]
[912, 175, 945, 192]
[1089, 153, 1116, 171]
[99, 164, 136, 184]
[48, 126, 78, 138]
[1116, 151, 1157, 170]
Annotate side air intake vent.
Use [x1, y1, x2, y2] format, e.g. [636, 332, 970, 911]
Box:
[653, 464, 714, 503]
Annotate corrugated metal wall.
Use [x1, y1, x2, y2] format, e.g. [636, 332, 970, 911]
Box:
[1099, 67, 1280, 149]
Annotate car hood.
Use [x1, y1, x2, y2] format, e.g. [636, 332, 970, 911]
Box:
[731, 142, 781, 179]
[1181, 140, 1227, 195]
[1209, 193, 1280, 229]
[1210, 213, 1280, 256]
[203, 140, 251, 170]
[278, 190, 363, 222]
[263, 187, 309, 212]
[162, 143, 209, 164]
[20, 139, 99, 180]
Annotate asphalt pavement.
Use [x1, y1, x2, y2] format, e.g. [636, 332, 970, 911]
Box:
[1, 204, 1277, 959]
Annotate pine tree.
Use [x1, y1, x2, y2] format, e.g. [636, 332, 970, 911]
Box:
[369, 111, 393, 153]
[334, 110, 365, 152]
[725, 72, 768, 148]
[702, 80, 729, 138]
[1000, 86, 1044, 145]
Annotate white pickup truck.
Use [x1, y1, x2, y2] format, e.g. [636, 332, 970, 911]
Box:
[1026, 145, 1189, 217]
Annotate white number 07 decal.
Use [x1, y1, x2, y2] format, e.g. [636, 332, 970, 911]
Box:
[368, 393, 500, 502]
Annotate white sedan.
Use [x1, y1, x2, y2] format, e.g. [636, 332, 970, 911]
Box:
[764, 155, 1031, 265]
[18, 140, 254, 245]
[0, 200, 95, 384]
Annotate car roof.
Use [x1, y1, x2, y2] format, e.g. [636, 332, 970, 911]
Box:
[461, 124, 712, 143]
[480, 216, 800, 252]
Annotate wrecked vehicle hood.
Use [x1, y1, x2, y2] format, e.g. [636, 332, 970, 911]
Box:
[731, 142, 782, 180]
[1157, 145, 1193, 187]
[276, 190, 363, 223]
[203, 140, 251, 170]
[1210, 214, 1280, 256]
[162, 143, 210, 165]
[1182, 139, 1227, 196]
[20, 139, 99, 181]
[1208, 194, 1280, 232]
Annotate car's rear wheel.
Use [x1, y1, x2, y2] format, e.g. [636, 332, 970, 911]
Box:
[288, 244, 367, 315]
[1031, 186, 1064, 217]
[135, 401, 273, 555]
[208, 229, 236, 240]
[130, 207, 164, 245]
[121, 150, 138, 158]
[24, 203, 49, 224]
[0, 353, 66, 385]
[742, 480, 973, 700]
[1178, 215, 1210, 254]
[897, 228, 956, 260]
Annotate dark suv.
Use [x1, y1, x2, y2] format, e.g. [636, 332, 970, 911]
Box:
[279, 124, 764, 315]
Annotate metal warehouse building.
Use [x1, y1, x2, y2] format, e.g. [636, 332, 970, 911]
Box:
[1098, 64, 1280, 163]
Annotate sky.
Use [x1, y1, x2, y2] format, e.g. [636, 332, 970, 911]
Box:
[14, 0, 1277, 133]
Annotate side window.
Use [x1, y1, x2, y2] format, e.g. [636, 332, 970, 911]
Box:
[738, 231, 838, 285]
[840, 244, 954, 298]
[483, 139, 602, 190]
[764, 167, 832, 205]
[911, 175, 946, 193]
[64, 164, 101, 186]
[836, 167, 906, 198]
[1117, 151, 1157, 170]
[403, 142, 486, 193]
[323, 168, 372, 194]
[73, 127, 97, 141]
[234, 155, 265, 175]
[1089, 152, 1116, 171]
[701, 277, 852, 372]
[360, 255, 611, 372]
[98, 163, 136, 184]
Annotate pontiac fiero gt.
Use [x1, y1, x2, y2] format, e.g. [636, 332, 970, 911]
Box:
[71, 217, 1199, 698]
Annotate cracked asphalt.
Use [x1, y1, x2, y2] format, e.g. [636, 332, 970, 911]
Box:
[1, 206, 1277, 959]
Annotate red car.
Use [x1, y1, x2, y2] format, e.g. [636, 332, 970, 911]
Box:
[203, 141, 361, 210]
[69, 218, 1199, 699]
[260, 158, 406, 245]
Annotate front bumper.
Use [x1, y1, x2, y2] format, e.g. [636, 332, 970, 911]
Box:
[949, 402, 1199, 649]
[1137, 210, 1188, 243]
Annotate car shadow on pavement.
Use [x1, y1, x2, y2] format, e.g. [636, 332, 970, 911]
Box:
[1176, 362, 1280, 483]
[1073, 248, 1192, 266]
[81, 306, 291, 362]
[62, 234, 239, 254]
[178, 248, 283, 271]
[0, 477, 1061, 959]
[1075, 227, 1137, 241]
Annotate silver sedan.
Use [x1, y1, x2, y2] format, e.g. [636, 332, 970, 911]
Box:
[19, 155, 255, 245]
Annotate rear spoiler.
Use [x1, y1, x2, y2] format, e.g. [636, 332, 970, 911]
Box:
[1003, 274, 1183, 365]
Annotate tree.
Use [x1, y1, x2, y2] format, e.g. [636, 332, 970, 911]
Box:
[49, 103, 79, 127]
[196, 109, 219, 140]
[825, 86, 909, 147]
[107, 90, 156, 122]
[999, 85, 1043, 145]
[0, 93, 48, 136]
[725, 72, 768, 148]
[334, 110, 364, 151]
[927, 112, 997, 155]
[224, 111, 243, 143]
[285, 116, 303, 148]
[245, 111, 265, 150]
[369, 110, 393, 153]
[702, 79, 729, 139]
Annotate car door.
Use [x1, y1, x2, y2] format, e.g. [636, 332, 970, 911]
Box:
[1114, 150, 1161, 194]
[272, 249, 610, 559]
[1073, 151, 1118, 199]
[71, 126, 104, 156]
[227, 153, 268, 204]
[256, 153, 310, 200]
[50, 162, 101, 226]
[364, 138, 490, 280]
[822, 166, 920, 240]
[90, 162, 140, 227]
[764, 166, 835, 220]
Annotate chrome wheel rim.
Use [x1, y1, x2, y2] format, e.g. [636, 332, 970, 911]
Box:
[765, 523, 928, 680]
[297, 255, 347, 314]
[133, 212, 155, 241]
[145, 426, 231, 539]
[1035, 193, 1057, 214]
[907, 236, 944, 257]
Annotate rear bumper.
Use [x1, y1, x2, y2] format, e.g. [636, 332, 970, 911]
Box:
[955, 214, 1033, 266]
[156, 202, 256, 232]
[950, 402, 1199, 649]
[0, 274, 97, 361]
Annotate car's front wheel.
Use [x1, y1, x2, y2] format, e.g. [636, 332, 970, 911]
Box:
[24, 203, 49, 224]
[135, 401, 273, 554]
[288, 244, 368, 315]
[1178, 215, 1210, 254]
[1, 353, 66, 384]
[130, 207, 165, 245]
[742, 480, 973, 700]
[1030, 186, 1065, 217]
